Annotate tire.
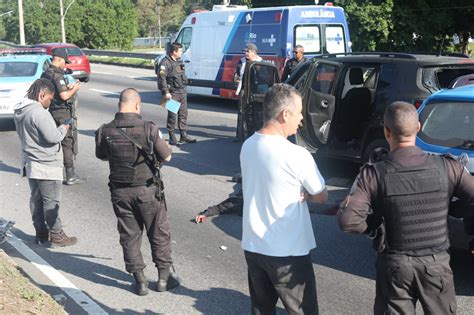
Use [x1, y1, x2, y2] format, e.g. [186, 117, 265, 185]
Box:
[363, 139, 389, 163]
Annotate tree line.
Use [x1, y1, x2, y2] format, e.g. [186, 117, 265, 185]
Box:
[0, 0, 472, 54]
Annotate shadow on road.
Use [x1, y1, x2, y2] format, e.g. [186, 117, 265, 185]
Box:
[0, 160, 21, 174]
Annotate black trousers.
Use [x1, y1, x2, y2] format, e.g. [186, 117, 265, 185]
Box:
[166, 92, 188, 132]
[110, 184, 172, 273]
[50, 108, 75, 169]
[244, 251, 318, 315]
[375, 251, 457, 315]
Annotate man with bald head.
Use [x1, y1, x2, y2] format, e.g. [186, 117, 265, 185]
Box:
[95, 88, 179, 296]
[337, 101, 474, 314]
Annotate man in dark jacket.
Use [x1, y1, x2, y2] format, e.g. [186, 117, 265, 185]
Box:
[281, 45, 307, 81]
[95, 88, 179, 296]
[41, 48, 83, 185]
[157, 42, 196, 145]
[337, 101, 474, 314]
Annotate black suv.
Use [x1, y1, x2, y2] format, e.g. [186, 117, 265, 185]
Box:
[241, 53, 474, 163]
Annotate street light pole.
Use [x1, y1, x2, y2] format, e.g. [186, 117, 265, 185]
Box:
[60, 0, 76, 43]
[18, 0, 25, 45]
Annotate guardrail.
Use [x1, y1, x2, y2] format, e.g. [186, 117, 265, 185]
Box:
[82, 49, 163, 60]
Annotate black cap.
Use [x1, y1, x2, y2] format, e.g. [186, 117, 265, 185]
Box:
[52, 48, 71, 64]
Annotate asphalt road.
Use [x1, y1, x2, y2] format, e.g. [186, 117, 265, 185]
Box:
[1, 64, 474, 314]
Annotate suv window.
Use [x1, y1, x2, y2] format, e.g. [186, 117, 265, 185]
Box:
[423, 67, 474, 91]
[285, 61, 311, 91]
[311, 63, 338, 94]
[175, 27, 192, 52]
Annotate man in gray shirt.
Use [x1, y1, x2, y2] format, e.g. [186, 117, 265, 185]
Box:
[14, 78, 77, 247]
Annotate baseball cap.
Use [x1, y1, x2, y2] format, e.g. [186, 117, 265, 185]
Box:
[243, 43, 258, 53]
[52, 48, 71, 64]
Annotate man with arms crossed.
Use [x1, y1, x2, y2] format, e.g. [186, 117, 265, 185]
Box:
[240, 83, 328, 314]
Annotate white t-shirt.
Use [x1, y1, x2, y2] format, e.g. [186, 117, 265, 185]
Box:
[240, 132, 325, 257]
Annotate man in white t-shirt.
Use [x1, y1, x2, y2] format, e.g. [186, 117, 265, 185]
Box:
[240, 83, 328, 314]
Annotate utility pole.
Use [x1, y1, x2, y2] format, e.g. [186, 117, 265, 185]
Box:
[60, 0, 76, 43]
[18, 0, 25, 45]
[157, 5, 161, 49]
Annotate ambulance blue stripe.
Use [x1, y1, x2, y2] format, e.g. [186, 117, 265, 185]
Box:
[222, 12, 245, 54]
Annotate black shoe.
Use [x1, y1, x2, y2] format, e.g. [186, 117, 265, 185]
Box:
[35, 231, 49, 245]
[157, 266, 180, 292]
[133, 270, 149, 296]
[180, 131, 196, 144]
[169, 132, 178, 146]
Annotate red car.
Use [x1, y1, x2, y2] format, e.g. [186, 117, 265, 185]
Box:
[32, 43, 91, 82]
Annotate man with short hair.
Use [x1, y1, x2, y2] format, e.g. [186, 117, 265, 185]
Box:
[337, 101, 474, 314]
[234, 43, 263, 141]
[14, 78, 78, 247]
[281, 45, 307, 81]
[157, 42, 196, 145]
[240, 83, 328, 314]
[95, 88, 179, 296]
[41, 48, 83, 185]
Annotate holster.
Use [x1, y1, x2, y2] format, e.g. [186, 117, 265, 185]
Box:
[154, 175, 165, 202]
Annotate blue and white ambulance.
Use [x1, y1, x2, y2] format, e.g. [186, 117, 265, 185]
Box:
[171, 3, 351, 99]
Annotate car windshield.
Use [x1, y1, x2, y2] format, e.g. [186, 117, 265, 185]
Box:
[54, 47, 83, 56]
[419, 100, 474, 150]
[0, 61, 38, 77]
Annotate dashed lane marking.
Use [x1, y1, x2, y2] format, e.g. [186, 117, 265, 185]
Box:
[7, 234, 108, 315]
[90, 88, 120, 95]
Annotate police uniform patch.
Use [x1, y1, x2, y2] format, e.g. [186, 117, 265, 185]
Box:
[159, 70, 165, 76]
[59, 80, 66, 85]
[160, 65, 166, 70]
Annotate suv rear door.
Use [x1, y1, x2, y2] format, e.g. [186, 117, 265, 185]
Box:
[242, 61, 280, 133]
[297, 61, 340, 152]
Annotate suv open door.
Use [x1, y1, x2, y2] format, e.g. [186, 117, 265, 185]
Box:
[241, 61, 280, 136]
[296, 61, 340, 152]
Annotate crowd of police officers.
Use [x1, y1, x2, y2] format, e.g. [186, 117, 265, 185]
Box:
[34, 44, 474, 313]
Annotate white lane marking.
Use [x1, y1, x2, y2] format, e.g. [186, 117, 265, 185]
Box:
[90, 88, 120, 95]
[7, 234, 108, 315]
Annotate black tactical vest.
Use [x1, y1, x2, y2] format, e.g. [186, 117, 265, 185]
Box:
[163, 56, 187, 92]
[373, 155, 450, 254]
[101, 119, 155, 186]
[41, 66, 68, 110]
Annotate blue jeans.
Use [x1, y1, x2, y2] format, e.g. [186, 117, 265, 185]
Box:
[28, 179, 62, 234]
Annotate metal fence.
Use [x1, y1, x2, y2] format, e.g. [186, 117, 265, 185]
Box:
[82, 49, 162, 60]
[133, 37, 171, 48]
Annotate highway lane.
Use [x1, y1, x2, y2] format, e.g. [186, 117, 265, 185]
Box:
[1, 63, 474, 314]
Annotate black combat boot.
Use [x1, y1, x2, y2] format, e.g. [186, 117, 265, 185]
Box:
[35, 229, 49, 245]
[50, 230, 78, 248]
[156, 266, 180, 292]
[168, 131, 178, 146]
[180, 131, 197, 143]
[65, 167, 85, 186]
[132, 269, 149, 296]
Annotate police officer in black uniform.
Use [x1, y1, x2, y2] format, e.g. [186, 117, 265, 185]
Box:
[157, 42, 196, 145]
[95, 88, 180, 296]
[41, 48, 83, 185]
[281, 45, 307, 81]
[337, 101, 474, 314]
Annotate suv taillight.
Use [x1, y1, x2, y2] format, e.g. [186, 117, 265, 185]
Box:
[414, 99, 424, 109]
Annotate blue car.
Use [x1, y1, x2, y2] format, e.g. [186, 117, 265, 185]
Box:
[416, 84, 474, 174]
[0, 51, 52, 119]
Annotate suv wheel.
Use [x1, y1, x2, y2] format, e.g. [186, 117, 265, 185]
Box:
[363, 139, 389, 163]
